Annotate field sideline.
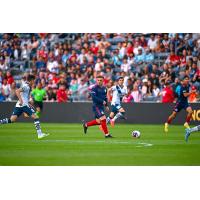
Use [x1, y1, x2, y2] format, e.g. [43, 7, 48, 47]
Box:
[0, 123, 200, 166]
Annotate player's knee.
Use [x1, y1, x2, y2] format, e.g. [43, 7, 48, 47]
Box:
[109, 113, 114, 119]
[96, 119, 101, 123]
[31, 114, 39, 120]
[10, 117, 16, 123]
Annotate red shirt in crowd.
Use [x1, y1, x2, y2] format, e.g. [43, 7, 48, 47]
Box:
[90, 46, 99, 55]
[56, 88, 68, 102]
[162, 86, 175, 103]
[168, 54, 180, 65]
[6, 75, 14, 85]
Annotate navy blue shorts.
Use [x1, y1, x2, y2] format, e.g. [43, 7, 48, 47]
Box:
[12, 105, 35, 117]
[111, 104, 122, 114]
[173, 102, 190, 113]
[92, 105, 105, 119]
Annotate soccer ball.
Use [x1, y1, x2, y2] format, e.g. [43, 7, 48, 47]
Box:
[132, 130, 141, 138]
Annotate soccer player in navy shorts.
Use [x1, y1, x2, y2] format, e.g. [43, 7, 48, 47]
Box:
[83, 75, 112, 138]
[164, 76, 195, 132]
[0, 74, 49, 139]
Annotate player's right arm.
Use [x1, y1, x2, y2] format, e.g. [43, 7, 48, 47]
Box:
[15, 88, 23, 105]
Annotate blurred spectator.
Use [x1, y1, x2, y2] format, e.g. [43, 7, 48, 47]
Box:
[161, 81, 175, 103]
[56, 84, 68, 103]
[147, 34, 158, 51]
[1, 79, 11, 100]
[5, 71, 14, 85]
[123, 88, 133, 103]
[189, 85, 198, 103]
[131, 82, 142, 102]
[8, 82, 17, 101]
[0, 33, 199, 102]
[47, 87, 57, 102]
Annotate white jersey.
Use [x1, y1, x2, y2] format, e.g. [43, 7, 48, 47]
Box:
[111, 85, 128, 105]
[16, 81, 31, 107]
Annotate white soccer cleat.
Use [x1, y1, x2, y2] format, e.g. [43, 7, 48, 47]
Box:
[38, 133, 49, 139]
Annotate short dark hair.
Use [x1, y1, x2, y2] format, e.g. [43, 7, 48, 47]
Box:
[27, 74, 35, 82]
[183, 75, 189, 80]
[96, 75, 104, 79]
[117, 76, 124, 81]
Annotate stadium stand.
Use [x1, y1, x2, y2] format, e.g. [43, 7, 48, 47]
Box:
[0, 33, 200, 102]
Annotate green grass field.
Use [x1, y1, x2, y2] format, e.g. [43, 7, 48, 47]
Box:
[0, 123, 200, 166]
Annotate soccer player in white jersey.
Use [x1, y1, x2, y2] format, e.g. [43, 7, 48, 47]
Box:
[106, 76, 128, 127]
[0, 74, 49, 139]
[185, 125, 200, 142]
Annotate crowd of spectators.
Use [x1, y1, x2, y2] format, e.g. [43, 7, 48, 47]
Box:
[0, 33, 200, 103]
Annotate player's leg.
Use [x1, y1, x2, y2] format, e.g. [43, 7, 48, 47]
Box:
[35, 106, 41, 118]
[99, 115, 113, 138]
[23, 105, 48, 139]
[185, 125, 200, 142]
[165, 111, 177, 132]
[0, 107, 21, 124]
[83, 119, 101, 134]
[83, 106, 101, 134]
[106, 112, 114, 124]
[184, 106, 193, 129]
[111, 107, 126, 126]
[34, 101, 42, 118]
[0, 115, 17, 124]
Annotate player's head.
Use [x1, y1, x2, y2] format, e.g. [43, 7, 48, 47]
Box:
[27, 74, 35, 85]
[117, 76, 124, 86]
[96, 75, 104, 86]
[182, 76, 190, 85]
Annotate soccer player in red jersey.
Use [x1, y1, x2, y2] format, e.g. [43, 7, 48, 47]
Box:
[83, 76, 112, 138]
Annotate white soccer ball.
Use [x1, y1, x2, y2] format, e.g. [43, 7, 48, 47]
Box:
[132, 130, 141, 138]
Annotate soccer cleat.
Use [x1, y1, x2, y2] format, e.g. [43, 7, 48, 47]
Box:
[99, 125, 104, 133]
[184, 122, 190, 129]
[105, 134, 113, 138]
[185, 128, 191, 142]
[164, 123, 168, 133]
[110, 119, 115, 127]
[38, 133, 49, 139]
[83, 123, 88, 134]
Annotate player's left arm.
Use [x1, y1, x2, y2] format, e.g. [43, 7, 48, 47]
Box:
[183, 89, 197, 97]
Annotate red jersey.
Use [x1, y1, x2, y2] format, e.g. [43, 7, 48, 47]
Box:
[6, 75, 14, 85]
[162, 87, 175, 103]
[57, 89, 67, 102]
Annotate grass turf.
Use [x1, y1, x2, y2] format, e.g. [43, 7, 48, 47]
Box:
[0, 123, 200, 166]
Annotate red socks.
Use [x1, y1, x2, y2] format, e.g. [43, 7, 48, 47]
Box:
[86, 119, 109, 135]
[86, 120, 100, 127]
[167, 117, 172, 124]
[101, 119, 109, 135]
[186, 114, 192, 123]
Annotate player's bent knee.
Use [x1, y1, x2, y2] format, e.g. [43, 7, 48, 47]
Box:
[10, 116, 17, 122]
[119, 108, 125, 112]
[31, 114, 38, 119]
[96, 119, 101, 123]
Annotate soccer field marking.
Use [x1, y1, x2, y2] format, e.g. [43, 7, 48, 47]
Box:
[39, 139, 154, 147]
